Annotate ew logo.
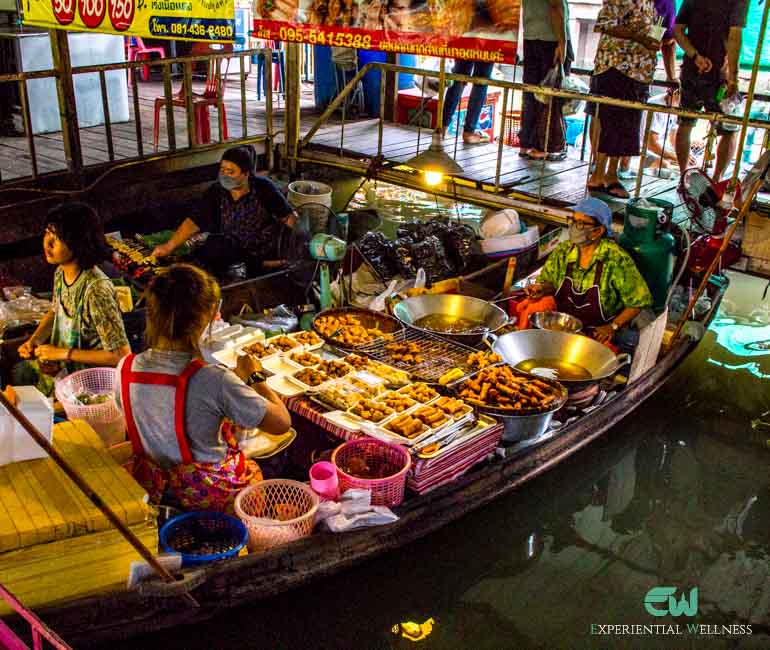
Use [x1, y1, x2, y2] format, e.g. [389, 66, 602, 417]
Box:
[644, 587, 699, 617]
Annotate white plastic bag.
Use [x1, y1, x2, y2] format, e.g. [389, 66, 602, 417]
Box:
[534, 65, 563, 105]
[562, 75, 589, 116]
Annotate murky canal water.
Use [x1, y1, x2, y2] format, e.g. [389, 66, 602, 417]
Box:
[110, 271, 770, 650]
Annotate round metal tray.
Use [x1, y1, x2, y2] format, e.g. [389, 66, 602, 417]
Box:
[311, 307, 404, 350]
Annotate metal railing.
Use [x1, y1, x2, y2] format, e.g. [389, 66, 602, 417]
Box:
[0, 42, 282, 187]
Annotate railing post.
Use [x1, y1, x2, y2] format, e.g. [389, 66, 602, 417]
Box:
[285, 42, 302, 171]
[49, 30, 83, 176]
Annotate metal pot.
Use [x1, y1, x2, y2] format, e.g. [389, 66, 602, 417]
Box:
[392, 294, 512, 346]
[482, 404, 561, 443]
[484, 329, 632, 391]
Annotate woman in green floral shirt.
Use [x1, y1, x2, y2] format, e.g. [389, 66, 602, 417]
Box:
[529, 197, 652, 344]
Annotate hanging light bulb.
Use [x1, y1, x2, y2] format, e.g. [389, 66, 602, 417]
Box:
[405, 129, 464, 186]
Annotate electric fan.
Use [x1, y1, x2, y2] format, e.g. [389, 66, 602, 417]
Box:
[678, 168, 728, 235]
[278, 202, 347, 310]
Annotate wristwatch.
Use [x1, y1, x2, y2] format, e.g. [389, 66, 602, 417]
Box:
[247, 371, 267, 386]
[610, 322, 620, 332]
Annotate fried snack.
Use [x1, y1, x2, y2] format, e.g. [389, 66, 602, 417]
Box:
[289, 351, 322, 367]
[292, 330, 322, 347]
[343, 354, 370, 370]
[293, 368, 329, 387]
[243, 342, 277, 359]
[385, 413, 427, 439]
[270, 335, 300, 353]
[486, 0, 518, 31]
[349, 398, 394, 423]
[347, 372, 385, 397]
[317, 381, 364, 410]
[376, 391, 416, 413]
[365, 361, 410, 388]
[257, 0, 299, 22]
[317, 359, 353, 379]
[428, 0, 473, 36]
[457, 365, 560, 412]
[412, 405, 450, 429]
[315, 313, 389, 347]
[466, 350, 502, 370]
[434, 396, 471, 417]
[385, 341, 424, 365]
[398, 382, 438, 403]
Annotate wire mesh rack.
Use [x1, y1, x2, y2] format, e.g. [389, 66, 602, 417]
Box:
[356, 327, 479, 383]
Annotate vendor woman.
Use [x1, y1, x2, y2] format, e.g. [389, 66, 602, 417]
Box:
[16, 203, 130, 394]
[152, 145, 296, 275]
[115, 263, 291, 513]
[528, 197, 653, 343]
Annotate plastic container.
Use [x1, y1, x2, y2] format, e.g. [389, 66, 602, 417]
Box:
[159, 511, 248, 567]
[480, 225, 539, 256]
[288, 181, 333, 233]
[309, 461, 339, 500]
[0, 385, 53, 464]
[235, 479, 319, 552]
[55, 368, 126, 447]
[332, 438, 411, 507]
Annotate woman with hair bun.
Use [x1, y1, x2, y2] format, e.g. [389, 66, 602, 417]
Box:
[115, 263, 291, 513]
[15, 202, 130, 394]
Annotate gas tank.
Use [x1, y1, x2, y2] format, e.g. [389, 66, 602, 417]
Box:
[619, 199, 676, 313]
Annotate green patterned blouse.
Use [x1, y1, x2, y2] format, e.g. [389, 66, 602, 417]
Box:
[538, 239, 653, 319]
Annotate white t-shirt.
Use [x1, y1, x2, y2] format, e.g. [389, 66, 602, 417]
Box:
[650, 93, 677, 136]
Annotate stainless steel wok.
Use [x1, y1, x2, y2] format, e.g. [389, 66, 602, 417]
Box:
[392, 294, 511, 346]
[483, 329, 631, 390]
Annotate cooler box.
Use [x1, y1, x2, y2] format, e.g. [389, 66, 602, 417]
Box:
[396, 87, 501, 140]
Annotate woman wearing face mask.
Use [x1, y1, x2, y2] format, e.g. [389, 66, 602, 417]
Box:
[152, 145, 296, 276]
[526, 197, 653, 343]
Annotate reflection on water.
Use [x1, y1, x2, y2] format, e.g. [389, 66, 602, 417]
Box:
[110, 273, 770, 650]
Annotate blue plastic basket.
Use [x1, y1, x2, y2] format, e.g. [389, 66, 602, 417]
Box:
[159, 511, 248, 567]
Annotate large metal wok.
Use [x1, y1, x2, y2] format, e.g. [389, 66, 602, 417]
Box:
[392, 294, 511, 346]
[484, 329, 631, 391]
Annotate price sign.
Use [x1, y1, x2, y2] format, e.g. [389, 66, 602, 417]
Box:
[51, 0, 76, 25]
[108, 0, 135, 32]
[78, 0, 106, 29]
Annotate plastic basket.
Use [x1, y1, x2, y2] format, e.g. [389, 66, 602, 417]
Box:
[234, 479, 319, 552]
[503, 110, 522, 147]
[159, 511, 248, 567]
[332, 438, 411, 507]
[54, 367, 126, 446]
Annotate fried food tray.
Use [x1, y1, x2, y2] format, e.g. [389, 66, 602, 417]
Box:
[355, 327, 478, 384]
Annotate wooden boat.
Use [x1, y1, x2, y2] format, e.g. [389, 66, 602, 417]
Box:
[0, 280, 726, 647]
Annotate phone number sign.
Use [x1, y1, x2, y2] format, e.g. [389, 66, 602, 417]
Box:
[26, 0, 235, 42]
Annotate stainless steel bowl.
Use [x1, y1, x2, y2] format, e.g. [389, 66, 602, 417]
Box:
[484, 329, 632, 391]
[392, 294, 511, 346]
[529, 311, 582, 333]
[485, 406, 559, 443]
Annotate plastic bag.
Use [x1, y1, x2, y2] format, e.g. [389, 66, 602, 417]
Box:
[561, 74, 589, 116]
[410, 235, 453, 283]
[232, 304, 298, 335]
[535, 65, 563, 105]
[358, 231, 398, 281]
[446, 223, 485, 275]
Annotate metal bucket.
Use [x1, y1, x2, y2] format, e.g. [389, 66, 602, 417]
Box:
[392, 294, 512, 346]
[484, 329, 632, 391]
[482, 407, 559, 443]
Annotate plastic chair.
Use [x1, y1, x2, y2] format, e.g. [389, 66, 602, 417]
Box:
[152, 44, 232, 151]
[126, 36, 165, 85]
[332, 47, 364, 116]
[255, 41, 285, 101]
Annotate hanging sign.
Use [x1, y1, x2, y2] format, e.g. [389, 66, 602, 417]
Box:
[23, 0, 236, 42]
[253, 0, 520, 63]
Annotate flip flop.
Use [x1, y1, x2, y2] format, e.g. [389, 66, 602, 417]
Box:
[547, 151, 568, 162]
[587, 183, 606, 193]
[604, 181, 630, 199]
[518, 150, 532, 159]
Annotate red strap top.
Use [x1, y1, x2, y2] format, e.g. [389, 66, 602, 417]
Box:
[120, 353, 205, 465]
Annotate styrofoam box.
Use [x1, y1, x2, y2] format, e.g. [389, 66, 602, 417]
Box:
[0, 386, 53, 464]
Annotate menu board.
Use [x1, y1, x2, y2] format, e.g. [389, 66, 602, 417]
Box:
[23, 0, 236, 42]
[253, 0, 520, 63]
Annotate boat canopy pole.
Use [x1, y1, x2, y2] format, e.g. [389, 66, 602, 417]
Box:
[0, 392, 200, 608]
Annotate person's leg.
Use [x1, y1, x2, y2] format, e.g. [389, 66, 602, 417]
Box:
[588, 151, 609, 190]
[462, 61, 494, 142]
[714, 131, 738, 182]
[530, 41, 565, 156]
[442, 59, 473, 133]
[519, 40, 542, 153]
[675, 121, 695, 172]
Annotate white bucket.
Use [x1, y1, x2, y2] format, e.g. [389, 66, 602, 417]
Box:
[288, 181, 333, 232]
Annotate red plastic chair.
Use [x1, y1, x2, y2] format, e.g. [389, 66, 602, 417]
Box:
[126, 36, 165, 85]
[152, 44, 232, 151]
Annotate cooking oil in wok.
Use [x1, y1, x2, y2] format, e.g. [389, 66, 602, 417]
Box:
[516, 358, 592, 382]
[414, 314, 484, 334]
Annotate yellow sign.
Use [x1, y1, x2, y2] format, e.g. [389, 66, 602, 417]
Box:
[23, 0, 235, 42]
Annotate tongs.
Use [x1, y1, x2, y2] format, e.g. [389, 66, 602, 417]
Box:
[414, 419, 477, 458]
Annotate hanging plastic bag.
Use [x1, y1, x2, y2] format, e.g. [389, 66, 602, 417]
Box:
[561, 75, 589, 116]
[534, 64, 563, 105]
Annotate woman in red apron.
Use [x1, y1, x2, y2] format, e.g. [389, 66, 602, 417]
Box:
[116, 264, 291, 513]
[526, 197, 653, 343]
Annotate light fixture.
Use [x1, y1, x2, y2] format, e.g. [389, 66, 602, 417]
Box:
[405, 129, 464, 186]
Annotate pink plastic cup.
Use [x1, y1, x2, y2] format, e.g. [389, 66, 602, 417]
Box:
[309, 461, 339, 500]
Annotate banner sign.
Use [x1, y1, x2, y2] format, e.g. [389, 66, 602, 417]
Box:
[253, 0, 520, 63]
[23, 0, 235, 42]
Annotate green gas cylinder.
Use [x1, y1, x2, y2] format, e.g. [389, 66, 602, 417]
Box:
[618, 198, 676, 312]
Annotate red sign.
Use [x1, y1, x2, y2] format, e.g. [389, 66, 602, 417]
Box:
[78, 0, 106, 28]
[108, 0, 135, 31]
[51, 0, 76, 25]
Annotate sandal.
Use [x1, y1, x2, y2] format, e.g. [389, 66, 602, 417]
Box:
[546, 151, 568, 162]
[604, 181, 630, 199]
[587, 182, 606, 193]
[519, 149, 532, 159]
[463, 131, 491, 145]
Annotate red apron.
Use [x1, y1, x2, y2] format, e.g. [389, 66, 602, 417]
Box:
[554, 260, 609, 329]
[120, 354, 262, 514]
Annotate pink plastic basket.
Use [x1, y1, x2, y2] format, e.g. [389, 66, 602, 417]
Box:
[234, 479, 319, 552]
[54, 367, 126, 446]
[332, 438, 411, 507]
